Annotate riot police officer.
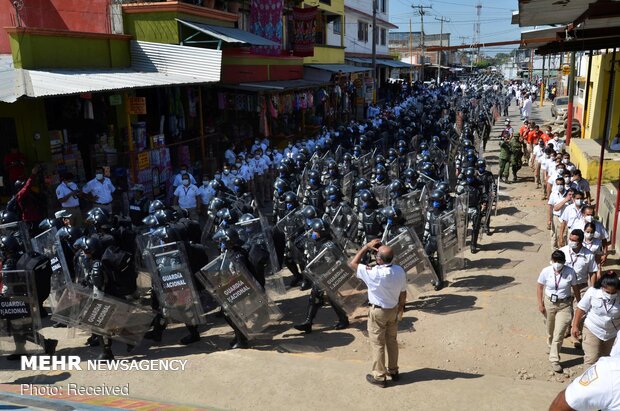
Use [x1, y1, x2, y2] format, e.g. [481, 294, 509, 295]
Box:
[458, 168, 484, 253]
[293, 218, 349, 333]
[356, 190, 383, 245]
[422, 190, 449, 290]
[302, 170, 324, 212]
[477, 159, 496, 236]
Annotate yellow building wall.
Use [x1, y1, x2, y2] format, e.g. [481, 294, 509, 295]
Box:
[303, 45, 345, 64]
[584, 53, 620, 143]
[568, 139, 620, 184]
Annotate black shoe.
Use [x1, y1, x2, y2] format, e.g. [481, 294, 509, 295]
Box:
[333, 321, 349, 330]
[228, 337, 238, 348]
[434, 281, 444, 291]
[126, 344, 135, 353]
[486, 229, 492, 236]
[366, 374, 387, 388]
[300, 280, 311, 291]
[293, 322, 312, 334]
[6, 353, 27, 361]
[52, 322, 67, 328]
[85, 335, 100, 347]
[144, 329, 162, 342]
[231, 340, 249, 349]
[470, 244, 478, 254]
[512, 176, 517, 182]
[289, 277, 301, 288]
[44, 339, 58, 355]
[389, 371, 400, 382]
[180, 333, 200, 345]
[98, 350, 114, 361]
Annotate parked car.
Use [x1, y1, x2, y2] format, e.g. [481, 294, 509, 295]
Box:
[551, 96, 569, 117]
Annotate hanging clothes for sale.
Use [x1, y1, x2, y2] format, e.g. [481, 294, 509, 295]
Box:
[292, 6, 318, 57]
[250, 0, 283, 56]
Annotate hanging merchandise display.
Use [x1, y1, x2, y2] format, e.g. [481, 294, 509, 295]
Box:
[292, 6, 318, 57]
[250, 0, 283, 56]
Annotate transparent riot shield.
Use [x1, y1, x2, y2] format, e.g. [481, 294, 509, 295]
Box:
[51, 287, 156, 346]
[31, 228, 72, 310]
[407, 152, 417, 169]
[143, 242, 205, 325]
[435, 210, 464, 273]
[330, 204, 361, 253]
[234, 216, 286, 297]
[395, 190, 425, 237]
[373, 185, 389, 207]
[275, 210, 307, 267]
[0, 270, 43, 355]
[342, 172, 355, 203]
[386, 228, 439, 298]
[303, 242, 367, 315]
[0, 221, 32, 253]
[335, 145, 343, 162]
[197, 252, 283, 339]
[455, 193, 469, 252]
[358, 153, 373, 179]
[388, 160, 400, 180]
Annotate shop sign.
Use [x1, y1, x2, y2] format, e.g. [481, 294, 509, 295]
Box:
[109, 95, 122, 106]
[128, 97, 147, 115]
[137, 151, 150, 170]
[561, 65, 571, 76]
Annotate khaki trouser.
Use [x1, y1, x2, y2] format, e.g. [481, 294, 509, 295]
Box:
[550, 215, 562, 250]
[368, 305, 399, 378]
[582, 325, 615, 367]
[544, 297, 573, 364]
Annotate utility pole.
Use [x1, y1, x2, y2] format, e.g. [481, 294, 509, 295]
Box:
[372, 0, 377, 103]
[435, 16, 450, 83]
[474, 1, 482, 63]
[409, 18, 413, 86]
[412, 4, 432, 81]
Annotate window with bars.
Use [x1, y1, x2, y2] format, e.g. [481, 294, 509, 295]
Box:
[380, 28, 386, 45]
[333, 16, 341, 35]
[358, 21, 368, 43]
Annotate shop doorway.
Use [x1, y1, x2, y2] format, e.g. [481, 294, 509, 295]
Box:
[0, 117, 18, 195]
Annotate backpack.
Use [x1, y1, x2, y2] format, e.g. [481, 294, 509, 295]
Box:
[100, 245, 136, 297]
[16, 251, 52, 306]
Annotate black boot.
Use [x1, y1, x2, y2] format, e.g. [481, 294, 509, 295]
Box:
[85, 334, 100, 347]
[289, 274, 302, 288]
[44, 338, 58, 355]
[180, 324, 201, 345]
[98, 337, 114, 361]
[144, 316, 167, 342]
[294, 302, 320, 333]
[300, 279, 312, 291]
[331, 300, 349, 330]
[231, 330, 249, 349]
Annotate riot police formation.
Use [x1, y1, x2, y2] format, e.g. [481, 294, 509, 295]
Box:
[0, 76, 511, 361]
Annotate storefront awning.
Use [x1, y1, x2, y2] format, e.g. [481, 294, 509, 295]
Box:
[306, 64, 371, 74]
[224, 79, 331, 93]
[176, 19, 279, 47]
[0, 41, 222, 103]
[345, 57, 411, 68]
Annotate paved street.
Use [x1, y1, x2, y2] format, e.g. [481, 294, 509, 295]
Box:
[0, 102, 608, 411]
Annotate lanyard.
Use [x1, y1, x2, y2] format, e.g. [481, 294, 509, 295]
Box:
[603, 297, 616, 314]
[553, 269, 564, 291]
[183, 187, 191, 196]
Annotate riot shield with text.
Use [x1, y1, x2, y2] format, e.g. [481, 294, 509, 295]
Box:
[51, 287, 155, 346]
[275, 210, 307, 266]
[303, 242, 367, 315]
[31, 228, 72, 310]
[342, 172, 355, 203]
[394, 190, 425, 237]
[198, 252, 282, 339]
[386, 228, 439, 298]
[455, 193, 469, 252]
[435, 210, 464, 273]
[0, 270, 43, 355]
[234, 216, 286, 297]
[330, 204, 361, 253]
[143, 242, 205, 325]
[0, 222, 32, 254]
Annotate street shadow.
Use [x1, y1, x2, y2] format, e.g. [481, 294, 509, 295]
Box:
[493, 224, 540, 234]
[560, 346, 584, 356]
[392, 368, 483, 386]
[465, 258, 523, 270]
[406, 294, 480, 315]
[273, 332, 355, 353]
[482, 241, 541, 253]
[498, 194, 512, 201]
[562, 357, 584, 369]
[8, 372, 72, 385]
[0, 406, 28, 410]
[497, 207, 529, 218]
[450, 275, 516, 292]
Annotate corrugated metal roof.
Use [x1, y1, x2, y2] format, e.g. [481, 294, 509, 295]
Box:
[379, 59, 410, 68]
[176, 19, 279, 47]
[0, 41, 222, 103]
[306, 64, 372, 73]
[345, 57, 411, 68]
[517, 0, 590, 27]
[227, 79, 331, 92]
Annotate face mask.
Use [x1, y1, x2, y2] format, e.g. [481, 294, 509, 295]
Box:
[329, 194, 337, 201]
[203, 180, 209, 186]
[232, 170, 238, 175]
[181, 169, 187, 175]
[585, 215, 593, 223]
[255, 156, 260, 160]
[564, 177, 570, 184]
[558, 186, 565, 193]
[311, 232, 319, 240]
[585, 232, 594, 240]
[182, 180, 190, 186]
[603, 290, 617, 298]
[564, 184, 570, 191]
[286, 203, 294, 210]
[386, 218, 393, 226]
[466, 177, 474, 184]
[562, 159, 568, 164]
[556, 168, 565, 173]
[545, 155, 551, 159]
[96, 173, 104, 181]
[575, 199, 583, 207]
[478, 167, 485, 173]
[236, 163, 242, 168]
[215, 174, 221, 180]
[551, 262, 564, 271]
[223, 170, 230, 175]
[568, 240, 580, 250]
[554, 136, 559, 141]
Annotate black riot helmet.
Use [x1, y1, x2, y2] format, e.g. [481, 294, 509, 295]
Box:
[153, 209, 176, 225]
[0, 210, 19, 224]
[374, 165, 387, 182]
[38, 218, 63, 231]
[464, 167, 477, 183]
[353, 145, 362, 157]
[421, 163, 435, 177]
[0, 235, 21, 255]
[419, 142, 429, 153]
[148, 199, 166, 215]
[388, 179, 405, 199]
[274, 178, 290, 196]
[216, 208, 238, 227]
[208, 197, 227, 214]
[374, 155, 386, 167]
[277, 163, 290, 179]
[476, 158, 487, 172]
[283, 191, 299, 211]
[210, 179, 225, 192]
[238, 213, 256, 224]
[58, 226, 83, 245]
[436, 181, 451, 194]
[308, 169, 321, 186]
[387, 148, 398, 162]
[142, 214, 160, 228]
[380, 206, 403, 225]
[430, 189, 446, 210]
[213, 227, 241, 250]
[151, 226, 180, 244]
[342, 152, 353, 163]
[325, 185, 342, 202]
[326, 159, 338, 172]
[402, 168, 418, 182]
[85, 209, 110, 228]
[354, 178, 371, 193]
[82, 236, 103, 258]
[309, 218, 329, 239]
[431, 135, 441, 146]
[358, 189, 376, 208]
[301, 205, 318, 221]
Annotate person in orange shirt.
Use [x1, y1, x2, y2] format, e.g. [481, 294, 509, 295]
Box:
[519, 120, 530, 139]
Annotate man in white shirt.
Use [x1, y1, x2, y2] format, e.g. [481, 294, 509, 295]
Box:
[173, 174, 200, 221]
[548, 177, 569, 249]
[56, 172, 83, 226]
[224, 143, 237, 166]
[172, 165, 197, 189]
[522, 94, 532, 120]
[82, 167, 115, 213]
[558, 191, 586, 247]
[349, 239, 407, 388]
[570, 170, 591, 202]
[549, 356, 620, 411]
[197, 174, 214, 225]
[559, 229, 599, 288]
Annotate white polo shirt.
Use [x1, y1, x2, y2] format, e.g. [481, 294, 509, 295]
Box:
[197, 184, 214, 206]
[82, 178, 115, 204]
[537, 265, 577, 300]
[573, 219, 610, 241]
[172, 172, 196, 188]
[356, 263, 407, 309]
[559, 245, 598, 284]
[174, 184, 199, 209]
[560, 204, 584, 231]
[578, 287, 620, 341]
[56, 181, 80, 208]
[548, 190, 567, 217]
[565, 357, 620, 411]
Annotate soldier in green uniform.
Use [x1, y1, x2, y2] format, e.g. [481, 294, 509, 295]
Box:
[509, 132, 525, 183]
[498, 130, 512, 183]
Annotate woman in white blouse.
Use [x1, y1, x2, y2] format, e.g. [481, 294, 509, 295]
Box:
[537, 250, 582, 373]
[572, 271, 620, 366]
[583, 222, 604, 268]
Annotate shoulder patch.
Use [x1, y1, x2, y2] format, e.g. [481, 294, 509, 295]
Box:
[579, 365, 598, 386]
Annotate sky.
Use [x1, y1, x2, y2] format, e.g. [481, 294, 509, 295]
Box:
[388, 0, 521, 55]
